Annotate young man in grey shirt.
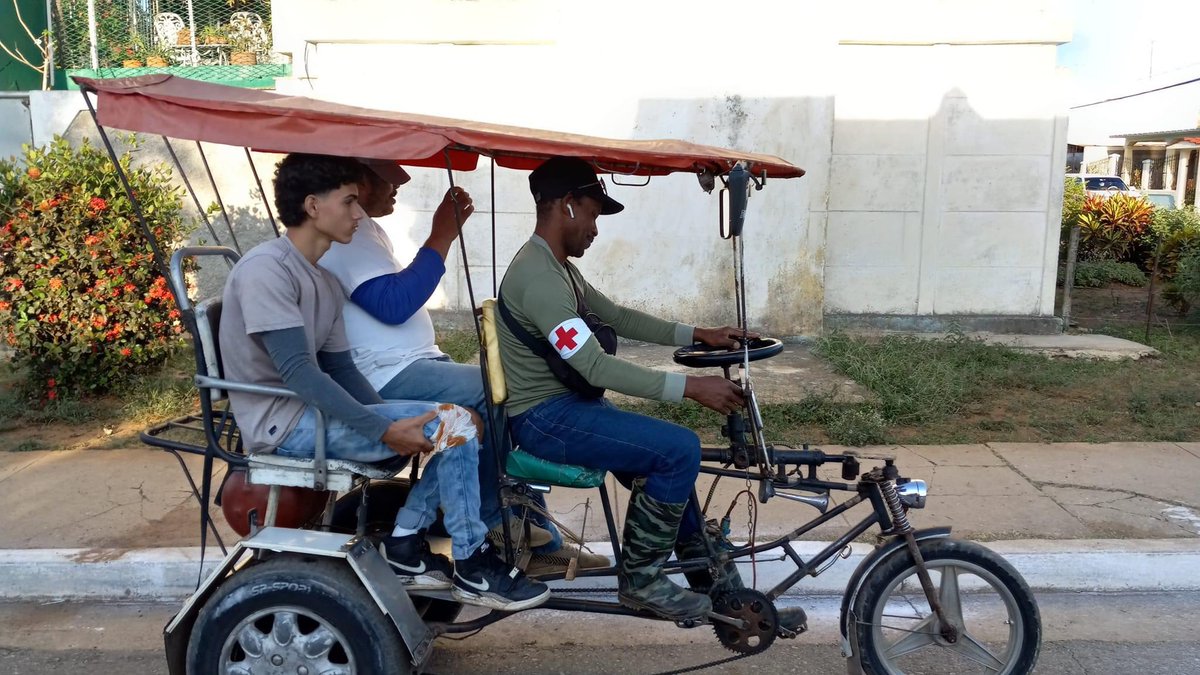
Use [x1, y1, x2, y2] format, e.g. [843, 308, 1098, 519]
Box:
[219, 153, 548, 611]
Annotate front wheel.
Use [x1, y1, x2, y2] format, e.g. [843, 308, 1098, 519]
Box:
[852, 538, 1040, 675]
[186, 556, 411, 675]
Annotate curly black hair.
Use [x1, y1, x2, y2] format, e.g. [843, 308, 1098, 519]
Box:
[273, 153, 366, 227]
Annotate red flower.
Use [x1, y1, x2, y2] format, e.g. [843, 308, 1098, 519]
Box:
[89, 197, 108, 212]
[0, 301, 10, 311]
[27, 167, 41, 179]
[5, 278, 22, 291]
[47, 389, 57, 401]
[84, 234, 103, 246]
[91, 316, 107, 328]
[47, 378, 55, 388]
[120, 347, 132, 357]
[48, 278, 63, 290]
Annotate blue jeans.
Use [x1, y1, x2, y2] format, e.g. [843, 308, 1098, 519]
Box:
[510, 394, 703, 539]
[380, 357, 562, 551]
[277, 401, 486, 560]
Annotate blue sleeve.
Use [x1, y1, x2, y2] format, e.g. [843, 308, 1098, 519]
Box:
[349, 246, 446, 325]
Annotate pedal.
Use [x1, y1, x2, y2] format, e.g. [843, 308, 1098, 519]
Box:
[776, 606, 808, 639]
[674, 616, 710, 629]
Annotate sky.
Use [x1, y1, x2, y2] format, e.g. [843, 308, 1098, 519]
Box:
[1057, 0, 1200, 105]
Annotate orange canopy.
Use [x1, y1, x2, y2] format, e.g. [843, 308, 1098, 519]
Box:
[74, 75, 805, 179]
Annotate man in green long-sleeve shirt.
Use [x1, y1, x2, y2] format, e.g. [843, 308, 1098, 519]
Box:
[497, 156, 748, 621]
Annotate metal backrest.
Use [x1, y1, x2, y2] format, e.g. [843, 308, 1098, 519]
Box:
[193, 297, 226, 400]
[154, 12, 184, 45]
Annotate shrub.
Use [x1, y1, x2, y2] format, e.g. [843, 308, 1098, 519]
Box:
[1058, 260, 1148, 288]
[1077, 193, 1154, 262]
[0, 136, 194, 400]
[1148, 207, 1200, 278]
[1166, 244, 1200, 316]
[1061, 177, 1087, 229]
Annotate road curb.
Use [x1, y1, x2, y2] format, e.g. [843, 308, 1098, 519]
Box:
[2, 539, 1198, 601]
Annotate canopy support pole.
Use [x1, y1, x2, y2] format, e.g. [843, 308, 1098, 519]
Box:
[83, 88, 221, 581]
[81, 91, 172, 297]
[196, 141, 243, 253]
[161, 136, 226, 256]
[443, 148, 514, 565]
[245, 148, 280, 238]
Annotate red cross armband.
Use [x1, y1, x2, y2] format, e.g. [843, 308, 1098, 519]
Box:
[549, 317, 591, 359]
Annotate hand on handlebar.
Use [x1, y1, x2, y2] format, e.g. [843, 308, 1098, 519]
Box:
[426, 187, 475, 257]
[693, 325, 761, 350]
[381, 410, 438, 456]
[684, 375, 744, 415]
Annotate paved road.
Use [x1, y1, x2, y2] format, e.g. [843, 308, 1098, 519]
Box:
[2, 592, 1198, 674]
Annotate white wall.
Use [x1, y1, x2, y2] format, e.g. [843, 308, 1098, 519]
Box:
[269, 0, 1070, 333]
[8, 0, 1072, 336]
[825, 42, 1069, 318]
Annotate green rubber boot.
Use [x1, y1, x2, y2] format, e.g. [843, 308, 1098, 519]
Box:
[674, 527, 744, 594]
[617, 482, 713, 620]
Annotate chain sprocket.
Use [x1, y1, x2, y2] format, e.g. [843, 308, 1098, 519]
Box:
[711, 588, 778, 655]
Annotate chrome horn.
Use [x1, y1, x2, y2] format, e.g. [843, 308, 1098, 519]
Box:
[776, 490, 830, 513]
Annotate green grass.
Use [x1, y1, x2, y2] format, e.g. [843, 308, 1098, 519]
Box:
[626, 328, 1200, 446]
[439, 329, 482, 364]
[0, 347, 199, 451]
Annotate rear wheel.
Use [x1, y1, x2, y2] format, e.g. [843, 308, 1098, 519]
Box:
[852, 538, 1040, 675]
[186, 556, 411, 675]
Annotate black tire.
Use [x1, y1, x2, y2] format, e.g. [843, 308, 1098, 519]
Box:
[852, 538, 1041, 675]
[187, 556, 411, 675]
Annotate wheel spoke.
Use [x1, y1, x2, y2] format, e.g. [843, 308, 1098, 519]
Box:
[947, 630, 1007, 672]
[301, 625, 338, 660]
[271, 610, 299, 647]
[883, 614, 939, 659]
[235, 624, 265, 658]
[937, 566, 965, 627]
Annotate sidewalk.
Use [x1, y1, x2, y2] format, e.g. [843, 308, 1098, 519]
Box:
[1, 341, 1198, 600]
[2, 440, 1198, 600]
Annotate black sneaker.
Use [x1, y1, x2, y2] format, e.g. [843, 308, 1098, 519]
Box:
[379, 532, 453, 590]
[452, 541, 551, 611]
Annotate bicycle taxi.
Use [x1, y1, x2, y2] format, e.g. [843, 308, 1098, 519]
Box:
[74, 74, 1041, 675]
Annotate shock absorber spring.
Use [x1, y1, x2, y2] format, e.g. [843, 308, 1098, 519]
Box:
[880, 481, 913, 534]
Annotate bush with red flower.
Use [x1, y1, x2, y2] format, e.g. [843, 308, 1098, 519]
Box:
[0, 135, 195, 399]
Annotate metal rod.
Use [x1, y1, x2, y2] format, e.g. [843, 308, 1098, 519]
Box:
[245, 148, 280, 237]
[1061, 224, 1081, 331]
[161, 137, 224, 251]
[196, 141, 243, 254]
[767, 511, 877, 600]
[1145, 247, 1160, 343]
[490, 157, 497, 295]
[86, 0, 98, 69]
[442, 150, 512, 562]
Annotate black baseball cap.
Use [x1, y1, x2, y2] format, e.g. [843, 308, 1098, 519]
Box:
[528, 156, 624, 215]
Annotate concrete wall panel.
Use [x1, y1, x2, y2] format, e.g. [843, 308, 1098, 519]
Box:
[942, 155, 1051, 212]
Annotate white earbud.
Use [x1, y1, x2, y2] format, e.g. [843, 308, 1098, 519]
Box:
[567, 204, 576, 219]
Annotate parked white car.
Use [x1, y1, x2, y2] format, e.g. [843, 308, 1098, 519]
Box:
[1065, 173, 1139, 197]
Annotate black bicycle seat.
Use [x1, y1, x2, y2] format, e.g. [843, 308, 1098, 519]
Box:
[672, 337, 784, 368]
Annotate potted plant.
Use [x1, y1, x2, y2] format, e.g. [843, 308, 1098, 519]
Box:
[144, 44, 171, 68]
[199, 25, 226, 45]
[176, 26, 193, 46]
[120, 37, 145, 68]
